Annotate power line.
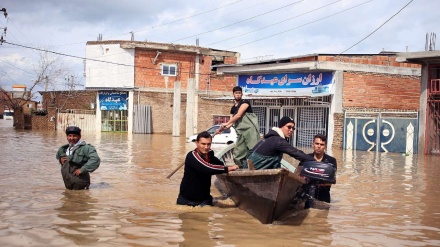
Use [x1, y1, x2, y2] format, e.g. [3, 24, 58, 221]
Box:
[171, 0, 304, 43]
[143, 0, 274, 41]
[39, 0, 247, 48]
[226, 0, 373, 50]
[335, 0, 413, 55]
[3, 41, 213, 76]
[0, 58, 34, 75]
[5, 18, 40, 57]
[114, 0, 246, 38]
[207, 0, 342, 46]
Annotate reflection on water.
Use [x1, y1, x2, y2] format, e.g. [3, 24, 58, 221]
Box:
[1, 119, 440, 246]
[55, 191, 100, 245]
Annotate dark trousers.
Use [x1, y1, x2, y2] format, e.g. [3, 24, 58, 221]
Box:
[176, 194, 213, 207]
[61, 162, 90, 190]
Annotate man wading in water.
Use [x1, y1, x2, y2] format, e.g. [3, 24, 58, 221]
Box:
[56, 126, 100, 190]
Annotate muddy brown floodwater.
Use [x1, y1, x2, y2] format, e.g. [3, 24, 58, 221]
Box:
[0, 119, 440, 246]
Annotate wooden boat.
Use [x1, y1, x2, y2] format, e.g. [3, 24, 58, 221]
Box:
[214, 144, 308, 224]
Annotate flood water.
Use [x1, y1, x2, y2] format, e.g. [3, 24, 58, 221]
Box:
[1, 119, 440, 247]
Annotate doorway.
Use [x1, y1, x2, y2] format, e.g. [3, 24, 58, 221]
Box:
[101, 110, 128, 132]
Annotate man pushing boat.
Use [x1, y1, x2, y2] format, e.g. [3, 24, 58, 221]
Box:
[177, 131, 239, 207]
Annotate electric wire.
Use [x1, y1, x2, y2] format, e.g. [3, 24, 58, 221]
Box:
[143, 0, 275, 41]
[226, 0, 373, 50]
[207, 0, 342, 46]
[171, 0, 304, 43]
[3, 41, 211, 76]
[334, 0, 413, 56]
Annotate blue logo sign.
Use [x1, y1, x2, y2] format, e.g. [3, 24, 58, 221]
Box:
[238, 72, 333, 95]
[99, 92, 128, 110]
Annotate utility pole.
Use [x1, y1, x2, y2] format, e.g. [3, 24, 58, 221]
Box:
[0, 7, 7, 45]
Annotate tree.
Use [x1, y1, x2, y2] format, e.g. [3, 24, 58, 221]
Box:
[0, 48, 82, 129]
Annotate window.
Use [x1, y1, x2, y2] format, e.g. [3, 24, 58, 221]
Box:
[161, 64, 177, 76]
[213, 115, 230, 125]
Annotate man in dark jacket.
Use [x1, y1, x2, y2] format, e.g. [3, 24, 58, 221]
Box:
[307, 134, 337, 203]
[177, 131, 239, 207]
[247, 116, 315, 170]
[56, 126, 101, 190]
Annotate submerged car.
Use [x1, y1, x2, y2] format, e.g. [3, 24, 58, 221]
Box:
[187, 124, 237, 144]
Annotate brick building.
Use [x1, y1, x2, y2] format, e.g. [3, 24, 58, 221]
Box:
[35, 40, 425, 153]
[215, 53, 421, 153]
[83, 40, 239, 135]
[396, 50, 440, 154]
[1, 85, 37, 128]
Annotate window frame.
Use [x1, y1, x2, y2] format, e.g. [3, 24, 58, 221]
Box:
[161, 64, 178, 76]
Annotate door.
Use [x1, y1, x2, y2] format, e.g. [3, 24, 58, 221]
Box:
[344, 112, 418, 153]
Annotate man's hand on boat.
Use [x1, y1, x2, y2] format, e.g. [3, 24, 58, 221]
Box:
[227, 164, 239, 172]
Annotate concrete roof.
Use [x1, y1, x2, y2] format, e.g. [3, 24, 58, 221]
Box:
[396, 51, 440, 63]
[86, 40, 238, 57]
[216, 60, 421, 77]
[213, 52, 400, 67]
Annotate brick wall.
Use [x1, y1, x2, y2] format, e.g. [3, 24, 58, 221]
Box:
[33, 91, 96, 131]
[135, 50, 194, 89]
[139, 91, 233, 134]
[39, 91, 97, 111]
[343, 72, 420, 110]
[333, 113, 344, 149]
[224, 56, 238, 65]
[134, 51, 217, 90]
[209, 74, 237, 92]
[32, 114, 56, 131]
[134, 50, 237, 93]
[138, 91, 186, 134]
[197, 97, 231, 131]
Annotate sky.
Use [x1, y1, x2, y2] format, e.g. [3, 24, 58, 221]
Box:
[0, 0, 439, 93]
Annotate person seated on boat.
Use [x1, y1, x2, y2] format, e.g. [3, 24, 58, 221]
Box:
[306, 134, 337, 203]
[247, 116, 315, 170]
[177, 131, 239, 207]
[55, 126, 101, 190]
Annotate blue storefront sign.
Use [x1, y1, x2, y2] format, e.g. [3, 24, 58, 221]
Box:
[238, 72, 333, 96]
[99, 92, 128, 110]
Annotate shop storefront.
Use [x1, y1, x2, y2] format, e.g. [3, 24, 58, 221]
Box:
[236, 71, 335, 147]
[98, 91, 129, 132]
